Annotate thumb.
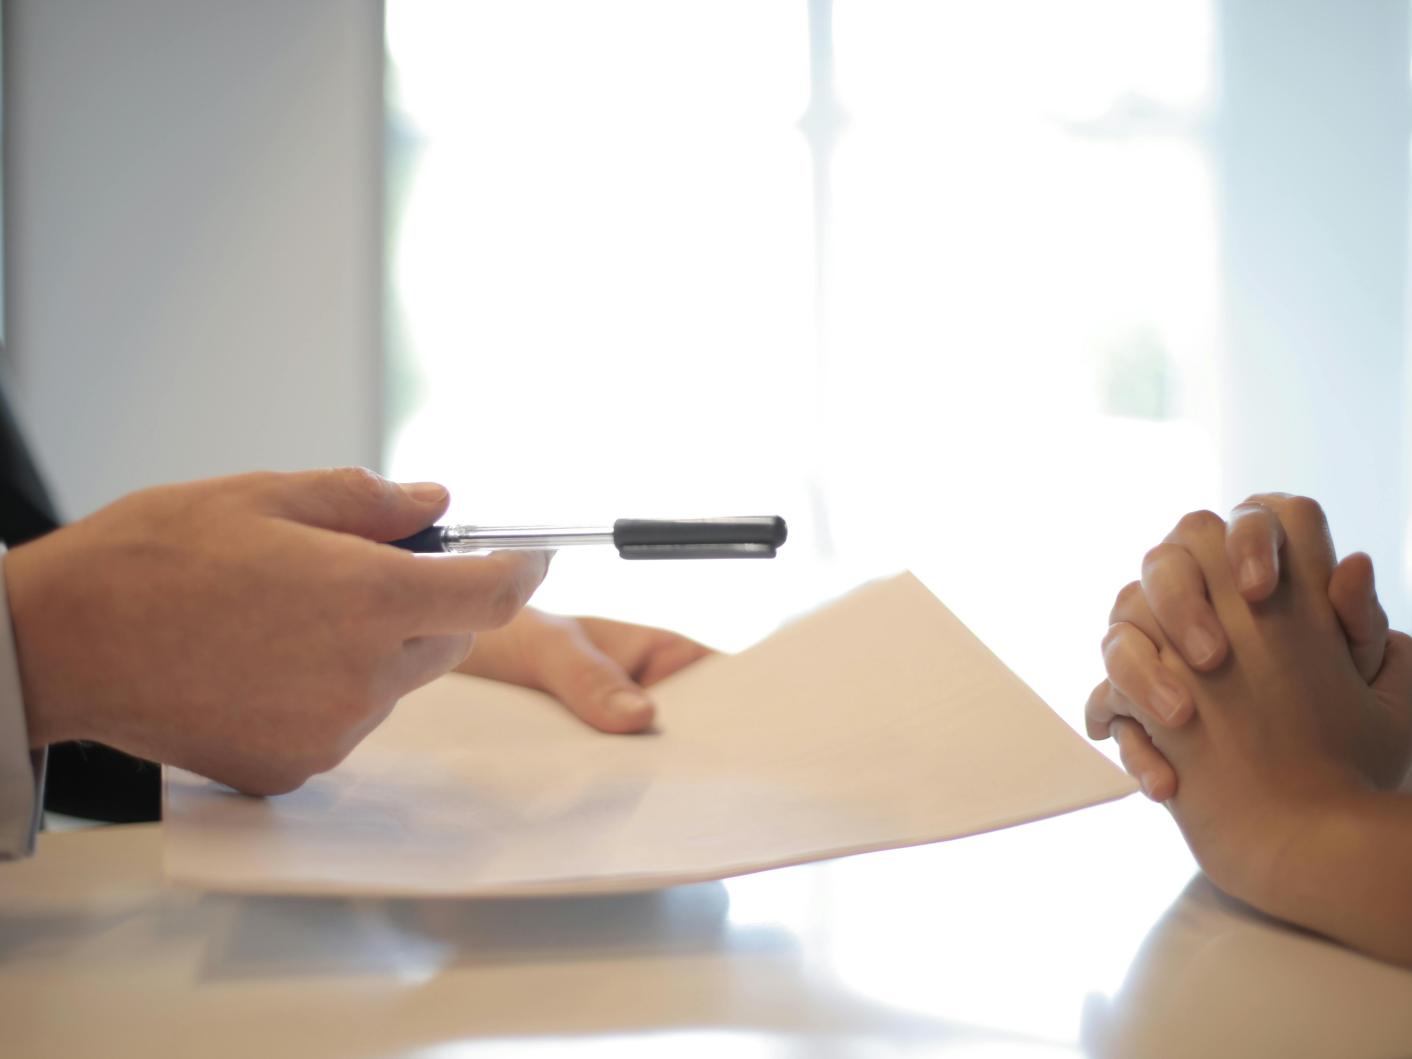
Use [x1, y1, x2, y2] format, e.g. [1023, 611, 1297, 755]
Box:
[260, 467, 451, 542]
[1330, 552, 1388, 683]
[1372, 630, 1412, 698]
[536, 624, 658, 735]
[1367, 630, 1412, 789]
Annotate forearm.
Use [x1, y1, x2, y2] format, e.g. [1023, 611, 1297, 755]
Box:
[1262, 792, 1412, 967]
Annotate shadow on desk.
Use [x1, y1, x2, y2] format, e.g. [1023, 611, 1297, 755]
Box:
[196, 882, 763, 981]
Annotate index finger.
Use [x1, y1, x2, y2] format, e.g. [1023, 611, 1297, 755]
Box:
[395, 550, 553, 634]
[1329, 551, 1388, 682]
[1140, 538, 1228, 670]
[1226, 500, 1286, 601]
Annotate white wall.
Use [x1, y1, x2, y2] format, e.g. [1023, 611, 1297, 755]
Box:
[4, 0, 384, 519]
[1217, 0, 1410, 621]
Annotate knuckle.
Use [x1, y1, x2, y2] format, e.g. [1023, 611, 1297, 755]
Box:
[1174, 508, 1224, 539]
[1100, 622, 1129, 656]
[1283, 493, 1323, 517]
[1102, 636, 1145, 687]
[486, 583, 527, 628]
[1244, 490, 1293, 509]
[1228, 500, 1272, 534]
[1280, 494, 1327, 532]
[333, 465, 389, 505]
[1232, 495, 1278, 519]
[1140, 542, 1181, 573]
[1084, 681, 1115, 725]
[1101, 631, 1157, 700]
[1109, 580, 1143, 624]
[1113, 579, 1142, 609]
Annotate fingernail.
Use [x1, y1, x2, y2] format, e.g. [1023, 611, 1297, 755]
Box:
[1152, 679, 1187, 724]
[401, 481, 448, 503]
[1184, 626, 1221, 667]
[1139, 772, 1158, 799]
[1238, 558, 1267, 593]
[606, 690, 653, 716]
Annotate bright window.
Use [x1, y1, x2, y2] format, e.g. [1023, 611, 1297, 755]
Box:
[384, 1, 1218, 735]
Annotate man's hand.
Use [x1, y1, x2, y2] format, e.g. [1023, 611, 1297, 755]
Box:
[457, 608, 713, 733]
[1087, 493, 1392, 800]
[5, 468, 550, 796]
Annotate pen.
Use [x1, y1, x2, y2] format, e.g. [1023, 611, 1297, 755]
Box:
[389, 516, 788, 559]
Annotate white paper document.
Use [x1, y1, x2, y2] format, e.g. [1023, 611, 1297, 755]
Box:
[163, 573, 1137, 896]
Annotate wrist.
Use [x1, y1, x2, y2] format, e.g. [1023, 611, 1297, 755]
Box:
[5, 536, 85, 746]
[1251, 789, 1381, 931]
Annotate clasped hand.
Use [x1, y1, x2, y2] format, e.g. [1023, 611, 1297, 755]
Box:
[1087, 494, 1412, 914]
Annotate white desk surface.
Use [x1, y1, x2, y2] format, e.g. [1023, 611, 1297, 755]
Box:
[4, 798, 1412, 1059]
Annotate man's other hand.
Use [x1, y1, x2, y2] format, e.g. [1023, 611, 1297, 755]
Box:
[458, 608, 713, 733]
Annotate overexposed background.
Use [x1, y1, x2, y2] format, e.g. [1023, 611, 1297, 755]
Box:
[384, 0, 1410, 739]
[6, 1, 1405, 744]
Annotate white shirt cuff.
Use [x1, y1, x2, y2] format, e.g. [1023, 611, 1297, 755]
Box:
[0, 546, 45, 859]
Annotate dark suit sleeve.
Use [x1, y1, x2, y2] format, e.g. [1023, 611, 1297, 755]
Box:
[0, 376, 62, 547]
[0, 378, 160, 823]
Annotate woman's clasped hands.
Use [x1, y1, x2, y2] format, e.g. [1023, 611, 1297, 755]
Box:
[1086, 494, 1412, 965]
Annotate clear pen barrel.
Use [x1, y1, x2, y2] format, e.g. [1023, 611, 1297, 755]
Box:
[437, 525, 614, 553]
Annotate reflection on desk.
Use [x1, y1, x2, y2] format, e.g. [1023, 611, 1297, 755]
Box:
[2, 798, 1411, 1058]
